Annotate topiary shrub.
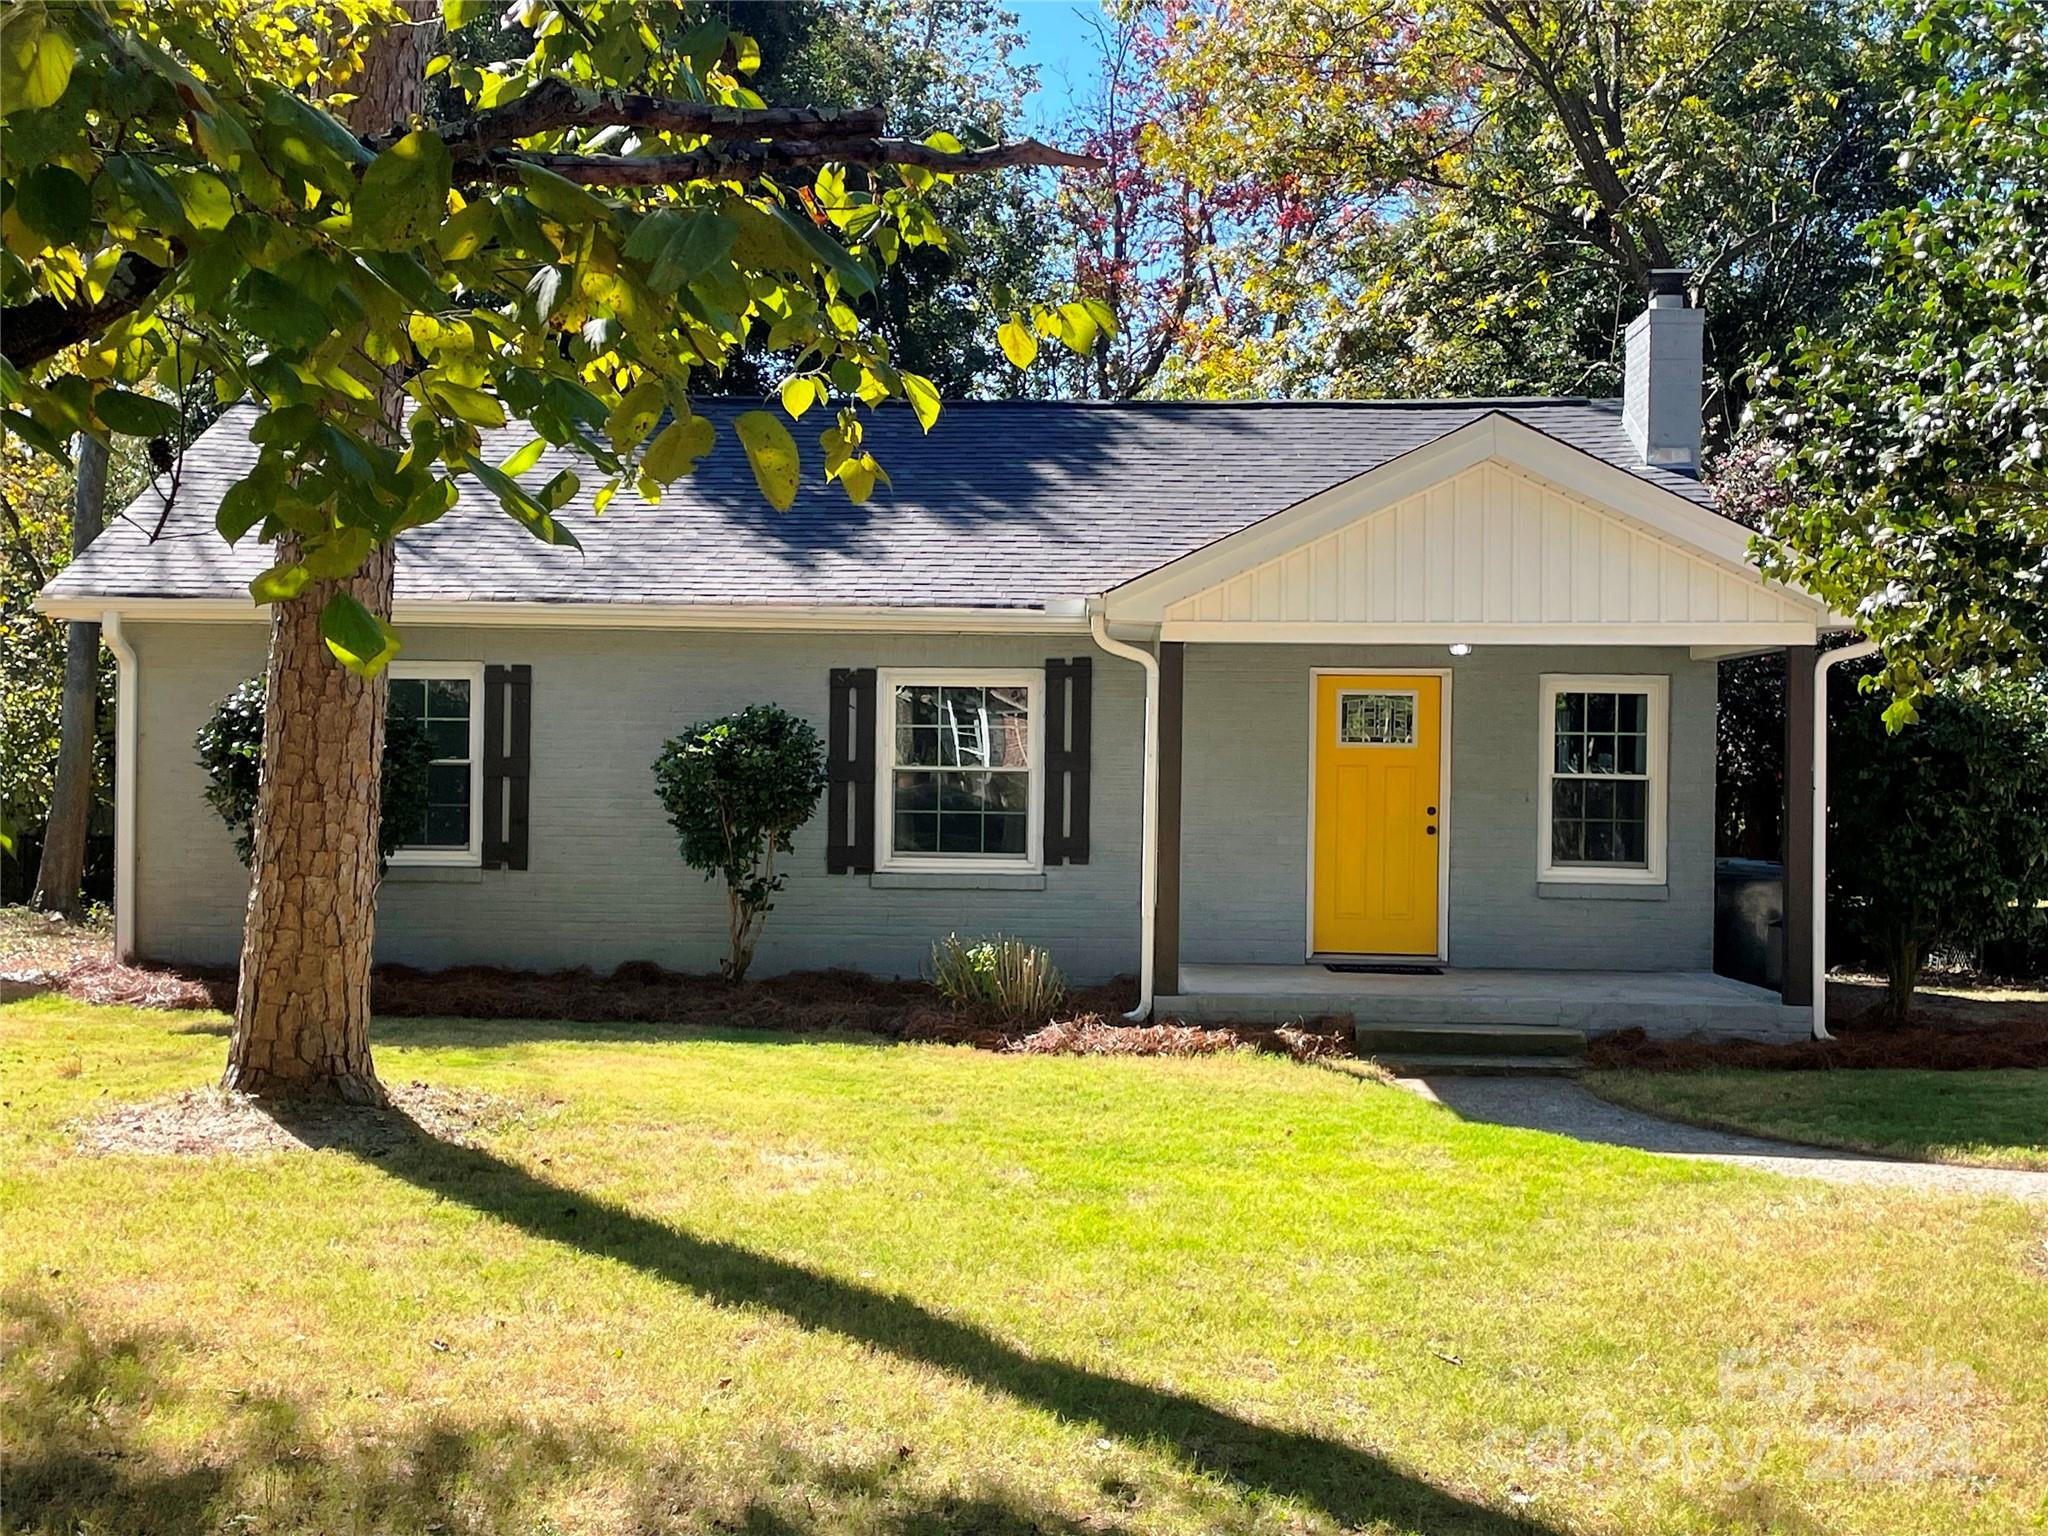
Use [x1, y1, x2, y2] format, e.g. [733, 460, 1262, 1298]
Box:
[651, 703, 825, 982]
[931, 933, 1067, 1024]
[195, 675, 434, 869]
[1830, 668, 2048, 1018]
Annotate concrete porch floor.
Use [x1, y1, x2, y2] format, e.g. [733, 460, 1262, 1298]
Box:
[1160, 964, 1812, 1040]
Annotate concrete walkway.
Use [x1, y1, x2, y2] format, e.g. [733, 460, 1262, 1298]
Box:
[1401, 1075, 2048, 1201]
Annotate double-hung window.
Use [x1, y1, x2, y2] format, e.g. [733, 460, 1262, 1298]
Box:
[876, 669, 1041, 871]
[1537, 674, 1668, 884]
[387, 661, 485, 866]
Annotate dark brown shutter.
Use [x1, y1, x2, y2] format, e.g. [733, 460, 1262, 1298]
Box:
[481, 664, 531, 870]
[826, 666, 876, 873]
[1044, 656, 1092, 866]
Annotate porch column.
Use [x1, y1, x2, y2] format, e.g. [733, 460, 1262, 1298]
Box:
[1782, 644, 1816, 1004]
[1152, 641, 1184, 997]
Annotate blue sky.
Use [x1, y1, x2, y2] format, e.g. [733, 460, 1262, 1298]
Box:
[1009, 0, 1107, 131]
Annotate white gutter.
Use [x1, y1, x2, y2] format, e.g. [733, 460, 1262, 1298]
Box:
[35, 594, 1095, 634]
[1089, 609, 1159, 1022]
[102, 610, 139, 962]
[1811, 639, 1879, 1039]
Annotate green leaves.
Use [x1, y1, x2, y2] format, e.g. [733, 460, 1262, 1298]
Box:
[625, 208, 739, 296]
[93, 388, 178, 438]
[735, 410, 800, 511]
[258, 83, 370, 201]
[464, 456, 581, 548]
[319, 591, 400, 676]
[12, 166, 90, 246]
[1, 0, 1086, 692]
[356, 129, 452, 248]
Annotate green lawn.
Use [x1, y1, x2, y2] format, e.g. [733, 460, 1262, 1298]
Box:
[3, 999, 2044, 1535]
[1588, 1068, 2048, 1171]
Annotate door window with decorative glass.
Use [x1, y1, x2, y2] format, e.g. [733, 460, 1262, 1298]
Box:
[1538, 675, 1667, 883]
[879, 671, 1039, 868]
[388, 664, 482, 863]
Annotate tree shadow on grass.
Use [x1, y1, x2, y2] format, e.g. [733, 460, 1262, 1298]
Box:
[1, 1285, 1161, 1535]
[332, 1112, 1555, 1535]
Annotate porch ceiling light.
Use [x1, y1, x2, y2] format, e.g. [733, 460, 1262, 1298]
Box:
[1448, 643, 1473, 657]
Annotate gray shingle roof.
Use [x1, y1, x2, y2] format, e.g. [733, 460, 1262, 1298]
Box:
[43, 396, 1720, 612]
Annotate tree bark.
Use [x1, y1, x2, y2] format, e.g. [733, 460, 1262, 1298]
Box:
[222, 3, 433, 1104]
[30, 434, 109, 920]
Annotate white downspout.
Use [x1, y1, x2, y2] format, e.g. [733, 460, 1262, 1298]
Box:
[1811, 639, 1879, 1039]
[102, 610, 139, 962]
[1089, 608, 1159, 1021]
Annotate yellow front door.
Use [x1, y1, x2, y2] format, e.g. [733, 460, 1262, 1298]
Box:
[1312, 673, 1442, 956]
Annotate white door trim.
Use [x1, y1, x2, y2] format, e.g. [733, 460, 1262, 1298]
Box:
[1305, 666, 1453, 964]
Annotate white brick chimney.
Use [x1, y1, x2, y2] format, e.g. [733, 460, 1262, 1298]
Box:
[1623, 268, 1704, 477]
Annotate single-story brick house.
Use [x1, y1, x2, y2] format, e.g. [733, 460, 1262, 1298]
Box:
[38, 278, 1842, 1040]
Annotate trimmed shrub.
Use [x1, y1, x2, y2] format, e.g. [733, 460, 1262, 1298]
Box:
[931, 933, 1067, 1023]
[652, 703, 825, 982]
[195, 675, 434, 868]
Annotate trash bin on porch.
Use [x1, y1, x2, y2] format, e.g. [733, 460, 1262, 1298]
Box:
[1714, 857, 1785, 991]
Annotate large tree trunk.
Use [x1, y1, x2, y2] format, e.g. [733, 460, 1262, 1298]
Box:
[222, 4, 433, 1104]
[30, 433, 108, 920]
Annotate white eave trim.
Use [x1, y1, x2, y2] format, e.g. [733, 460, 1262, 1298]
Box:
[32, 595, 1096, 634]
[1163, 620, 1825, 646]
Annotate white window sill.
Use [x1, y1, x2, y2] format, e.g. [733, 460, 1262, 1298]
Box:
[870, 871, 1047, 892]
[1535, 881, 1669, 901]
[384, 864, 484, 884]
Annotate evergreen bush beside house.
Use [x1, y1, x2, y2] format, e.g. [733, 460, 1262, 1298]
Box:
[1828, 670, 2048, 1019]
[195, 677, 433, 871]
[652, 705, 826, 983]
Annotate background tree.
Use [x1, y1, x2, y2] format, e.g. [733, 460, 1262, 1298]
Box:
[196, 675, 433, 868]
[0, 0, 1096, 1099]
[651, 704, 826, 982]
[1751, 0, 2048, 709]
[0, 433, 143, 904]
[1138, 0, 1913, 419]
[1827, 667, 2048, 1019]
[24, 433, 108, 918]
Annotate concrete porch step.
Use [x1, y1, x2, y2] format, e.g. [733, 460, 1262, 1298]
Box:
[1366, 1052, 1583, 1077]
[1352, 1021, 1586, 1058]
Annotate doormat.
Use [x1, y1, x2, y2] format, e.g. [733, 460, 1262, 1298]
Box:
[1324, 963, 1444, 976]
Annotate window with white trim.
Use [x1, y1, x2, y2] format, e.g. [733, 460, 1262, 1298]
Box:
[876, 669, 1041, 870]
[387, 661, 484, 865]
[1537, 674, 1668, 883]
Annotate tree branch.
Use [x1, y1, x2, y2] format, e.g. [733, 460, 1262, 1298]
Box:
[462, 136, 1101, 186]
[431, 77, 890, 153]
[0, 252, 175, 371]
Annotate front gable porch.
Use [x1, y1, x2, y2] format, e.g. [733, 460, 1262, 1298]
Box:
[1101, 413, 1828, 1043]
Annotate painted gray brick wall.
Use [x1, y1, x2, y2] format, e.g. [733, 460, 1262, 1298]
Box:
[1179, 644, 1717, 969]
[128, 626, 1715, 980]
[128, 623, 1144, 981]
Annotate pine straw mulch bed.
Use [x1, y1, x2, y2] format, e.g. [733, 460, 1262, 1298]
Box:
[73, 1080, 529, 1159]
[1587, 983, 2048, 1073]
[36, 955, 1355, 1064]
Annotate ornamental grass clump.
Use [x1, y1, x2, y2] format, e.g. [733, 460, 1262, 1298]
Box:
[931, 933, 1067, 1024]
